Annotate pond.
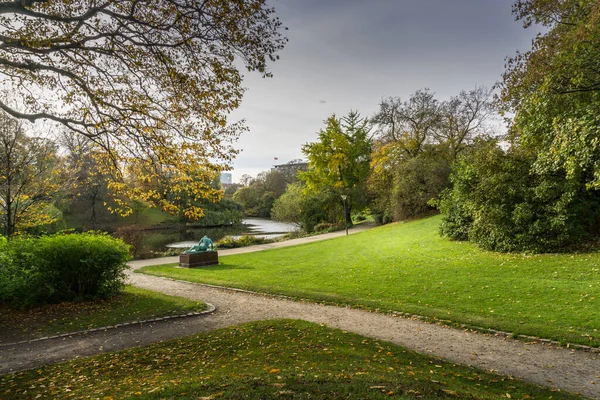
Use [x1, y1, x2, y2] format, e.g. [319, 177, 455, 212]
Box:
[121, 218, 298, 259]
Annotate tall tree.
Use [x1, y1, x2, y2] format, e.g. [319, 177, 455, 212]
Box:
[437, 86, 493, 159]
[59, 131, 109, 230]
[0, 112, 60, 236]
[371, 89, 441, 156]
[300, 111, 372, 223]
[437, 0, 600, 252]
[500, 0, 600, 188]
[0, 0, 287, 219]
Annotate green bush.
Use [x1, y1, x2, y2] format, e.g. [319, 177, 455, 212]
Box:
[313, 223, 344, 233]
[216, 235, 272, 249]
[391, 152, 451, 220]
[0, 233, 130, 307]
[353, 211, 367, 222]
[271, 183, 303, 225]
[438, 139, 600, 252]
[272, 183, 349, 233]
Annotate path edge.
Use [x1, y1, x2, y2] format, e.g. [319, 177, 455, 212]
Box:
[0, 303, 216, 348]
[139, 273, 600, 354]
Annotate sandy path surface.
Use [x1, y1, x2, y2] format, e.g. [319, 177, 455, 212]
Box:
[2, 272, 599, 398]
[1, 224, 599, 398]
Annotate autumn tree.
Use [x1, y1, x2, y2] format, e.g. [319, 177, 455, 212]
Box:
[300, 111, 372, 225]
[0, 0, 287, 219]
[58, 131, 114, 230]
[368, 87, 491, 223]
[0, 112, 61, 236]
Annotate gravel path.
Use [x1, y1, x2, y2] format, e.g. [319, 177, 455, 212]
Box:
[130, 274, 600, 399]
[1, 224, 599, 399]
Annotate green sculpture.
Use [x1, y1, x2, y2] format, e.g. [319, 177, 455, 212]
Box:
[183, 236, 215, 254]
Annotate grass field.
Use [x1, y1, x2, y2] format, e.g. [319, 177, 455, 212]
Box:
[0, 286, 207, 342]
[139, 215, 600, 347]
[0, 319, 583, 399]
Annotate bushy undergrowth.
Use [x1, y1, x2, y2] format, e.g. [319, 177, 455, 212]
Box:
[438, 139, 600, 252]
[0, 233, 130, 307]
[216, 235, 273, 249]
[313, 222, 344, 233]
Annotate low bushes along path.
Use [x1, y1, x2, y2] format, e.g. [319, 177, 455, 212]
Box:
[1, 223, 599, 398]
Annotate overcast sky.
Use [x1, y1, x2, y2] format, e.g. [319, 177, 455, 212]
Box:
[228, 0, 538, 182]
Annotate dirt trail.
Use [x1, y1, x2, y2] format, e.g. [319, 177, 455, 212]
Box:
[129, 274, 600, 399]
[1, 223, 599, 398]
[2, 272, 598, 398]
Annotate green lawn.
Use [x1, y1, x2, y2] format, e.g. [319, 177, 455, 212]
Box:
[0, 319, 584, 399]
[0, 286, 207, 342]
[139, 215, 600, 347]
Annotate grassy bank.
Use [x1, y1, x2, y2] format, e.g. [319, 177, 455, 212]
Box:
[0, 320, 583, 399]
[139, 215, 600, 347]
[0, 286, 207, 343]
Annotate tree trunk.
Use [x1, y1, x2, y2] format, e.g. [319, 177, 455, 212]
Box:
[346, 204, 353, 228]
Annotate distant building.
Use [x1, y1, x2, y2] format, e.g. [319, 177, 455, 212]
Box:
[272, 160, 308, 182]
[220, 172, 232, 185]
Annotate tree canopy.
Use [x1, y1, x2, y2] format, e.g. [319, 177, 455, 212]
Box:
[0, 0, 287, 218]
[300, 111, 371, 221]
[438, 0, 600, 252]
[0, 112, 61, 236]
[501, 0, 600, 188]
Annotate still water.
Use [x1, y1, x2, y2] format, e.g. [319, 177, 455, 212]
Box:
[166, 218, 298, 248]
[129, 218, 298, 258]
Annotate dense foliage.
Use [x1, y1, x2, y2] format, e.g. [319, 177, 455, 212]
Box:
[300, 111, 372, 225]
[368, 88, 491, 224]
[188, 198, 244, 227]
[0, 233, 130, 307]
[271, 183, 344, 233]
[233, 170, 287, 217]
[270, 183, 303, 226]
[439, 0, 600, 252]
[0, 0, 287, 219]
[438, 140, 600, 252]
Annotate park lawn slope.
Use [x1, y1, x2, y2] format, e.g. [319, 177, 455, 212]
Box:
[139, 215, 600, 347]
[0, 319, 584, 400]
[0, 286, 207, 343]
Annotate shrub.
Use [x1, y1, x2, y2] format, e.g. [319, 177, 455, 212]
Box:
[271, 183, 303, 225]
[391, 152, 451, 220]
[368, 144, 451, 224]
[216, 235, 272, 249]
[1, 233, 130, 307]
[353, 211, 367, 222]
[438, 139, 600, 252]
[313, 223, 344, 233]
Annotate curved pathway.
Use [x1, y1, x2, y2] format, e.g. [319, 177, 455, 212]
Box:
[1, 224, 599, 399]
[131, 274, 600, 399]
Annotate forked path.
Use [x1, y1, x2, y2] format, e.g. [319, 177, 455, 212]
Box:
[1, 225, 599, 399]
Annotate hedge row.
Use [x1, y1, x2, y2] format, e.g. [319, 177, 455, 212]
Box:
[0, 233, 130, 307]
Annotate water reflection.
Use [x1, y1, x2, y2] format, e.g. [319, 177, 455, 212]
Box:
[157, 218, 298, 252]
